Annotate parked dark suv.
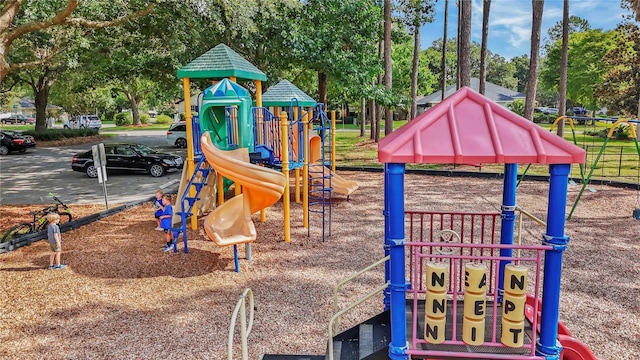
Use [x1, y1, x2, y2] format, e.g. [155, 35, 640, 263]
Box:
[1, 114, 35, 125]
[71, 143, 183, 178]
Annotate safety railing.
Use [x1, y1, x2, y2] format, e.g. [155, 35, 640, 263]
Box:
[228, 288, 255, 360]
[327, 256, 389, 360]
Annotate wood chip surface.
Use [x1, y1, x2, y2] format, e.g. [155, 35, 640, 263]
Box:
[1, 171, 638, 359]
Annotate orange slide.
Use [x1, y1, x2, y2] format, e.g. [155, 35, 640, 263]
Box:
[308, 132, 359, 197]
[308, 163, 359, 196]
[200, 132, 286, 246]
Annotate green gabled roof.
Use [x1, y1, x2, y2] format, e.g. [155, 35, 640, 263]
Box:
[261, 80, 317, 107]
[177, 43, 267, 81]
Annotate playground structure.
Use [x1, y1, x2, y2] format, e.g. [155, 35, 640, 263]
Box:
[168, 44, 358, 271]
[259, 87, 600, 359]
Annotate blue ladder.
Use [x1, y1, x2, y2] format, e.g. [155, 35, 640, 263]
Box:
[171, 154, 213, 253]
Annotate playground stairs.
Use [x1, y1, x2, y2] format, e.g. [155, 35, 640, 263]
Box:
[173, 154, 212, 253]
[261, 310, 390, 360]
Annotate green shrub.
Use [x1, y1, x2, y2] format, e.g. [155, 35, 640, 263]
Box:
[25, 128, 99, 141]
[533, 112, 550, 124]
[585, 125, 632, 140]
[507, 99, 525, 116]
[179, 112, 186, 121]
[139, 113, 151, 124]
[156, 114, 173, 124]
[115, 112, 132, 126]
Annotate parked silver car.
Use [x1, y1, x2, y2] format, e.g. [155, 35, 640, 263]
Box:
[166, 122, 187, 148]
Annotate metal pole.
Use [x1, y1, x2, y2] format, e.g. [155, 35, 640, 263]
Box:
[386, 163, 408, 360]
[537, 164, 570, 357]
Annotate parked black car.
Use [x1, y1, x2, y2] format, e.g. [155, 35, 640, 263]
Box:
[71, 143, 183, 178]
[1, 114, 35, 125]
[0, 130, 36, 155]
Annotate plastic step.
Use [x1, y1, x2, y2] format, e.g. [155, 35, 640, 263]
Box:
[174, 211, 193, 217]
[183, 196, 200, 206]
[358, 324, 373, 357]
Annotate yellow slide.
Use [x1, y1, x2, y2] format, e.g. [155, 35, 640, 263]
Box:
[308, 133, 359, 197]
[308, 163, 359, 197]
[200, 132, 286, 246]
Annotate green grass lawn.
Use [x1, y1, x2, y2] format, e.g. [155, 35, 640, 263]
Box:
[0, 124, 35, 131]
[331, 120, 640, 183]
[105, 123, 172, 131]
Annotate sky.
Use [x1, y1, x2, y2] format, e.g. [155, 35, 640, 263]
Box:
[419, 0, 635, 59]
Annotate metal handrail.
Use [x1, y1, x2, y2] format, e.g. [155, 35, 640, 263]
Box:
[515, 206, 547, 258]
[327, 282, 389, 360]
[516, 206, 546, 228]
[332, 255, 390, 332]
[228, 288, 255, 360]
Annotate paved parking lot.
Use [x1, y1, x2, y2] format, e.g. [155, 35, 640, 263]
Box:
[0, 130, 186, 205]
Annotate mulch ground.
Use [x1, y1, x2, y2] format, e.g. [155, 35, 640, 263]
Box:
[0, 172, 638, 359]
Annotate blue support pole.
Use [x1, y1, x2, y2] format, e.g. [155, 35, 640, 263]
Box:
[498, 163, 518, 301]
[383, 164, 391, 311]
[385, 163, 408, 360]
[233, 245, 239, 273]
[537, 164, 571, 359]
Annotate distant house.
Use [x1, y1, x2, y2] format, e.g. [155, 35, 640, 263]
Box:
[416, 78, 525, 114]
[16, 97, 63, 117]
[174, 93, 204, 115]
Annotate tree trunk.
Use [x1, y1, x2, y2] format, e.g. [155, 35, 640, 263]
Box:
[456, 1, 461, 89]
[318, 72, 328, 107]
[479, 0, 491, 95]
[383, 0, 393, 135]
[360, 97, 366, 137]
[636, 93, 640, 140]
[375, 103, 381, 142]
[524, 0, 544, 121]
[369, 99, 376, 140]
[459, 0, 472, 88]
[125, 91, 141, 125]
[441, 0, 449, 100]
[34, 84, 50, 133]
[0, 57, 9, 83]
[410, 23, 420, 120]
[557, 0, 569, 136]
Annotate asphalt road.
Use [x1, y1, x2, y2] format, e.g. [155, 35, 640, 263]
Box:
[0, 130, 187, 206]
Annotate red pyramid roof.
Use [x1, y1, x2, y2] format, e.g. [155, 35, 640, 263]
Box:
[378, 87, 586, 165]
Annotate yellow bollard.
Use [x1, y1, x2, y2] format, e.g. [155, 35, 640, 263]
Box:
[501, 263, 528, 347]
[501, 318, 525, 347]
[424, 262, 448, 344]
[502, 293, 526, 322]
[463, 292, 486, 320]
[504, 264, 528, 295]
[426, 262, 448, 292]
[464, 263, 488, 293]
[424, 316, 446, 344]
[462, 317, 485, 345]
[425, 291, 447, 318]
[463, 262, 487, 346]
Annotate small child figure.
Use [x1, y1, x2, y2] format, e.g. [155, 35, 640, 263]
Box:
[159, 194, 174, 252]
[47, 213, 67, 270]
[153, 189, 164, 231]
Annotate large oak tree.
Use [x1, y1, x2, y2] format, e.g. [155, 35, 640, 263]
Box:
[0, 0, 157, 82]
